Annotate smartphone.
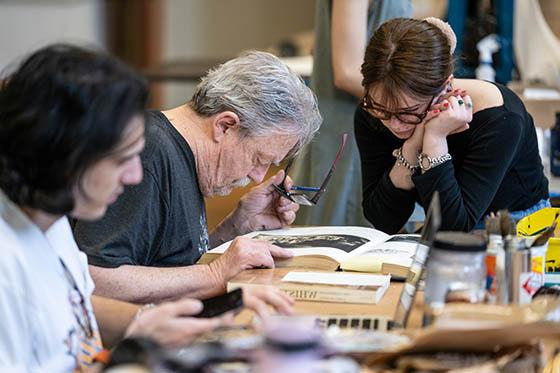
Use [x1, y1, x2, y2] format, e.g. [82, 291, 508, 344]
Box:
[194, 288, 244, 318]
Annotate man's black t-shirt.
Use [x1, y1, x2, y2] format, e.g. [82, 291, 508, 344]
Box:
[74, 111, 210, 267]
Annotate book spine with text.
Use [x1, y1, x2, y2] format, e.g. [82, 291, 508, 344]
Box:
[227, 282, 386, 305]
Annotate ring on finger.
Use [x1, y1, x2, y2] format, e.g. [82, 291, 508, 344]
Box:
[458, 99, 464, 105]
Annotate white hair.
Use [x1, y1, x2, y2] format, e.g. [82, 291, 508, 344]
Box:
[190, 51, 322, 157]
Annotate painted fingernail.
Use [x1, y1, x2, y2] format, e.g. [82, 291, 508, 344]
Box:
[443, 102, 449, 108]
[458, 100, 464, 105]
[432, 109, 440, 114]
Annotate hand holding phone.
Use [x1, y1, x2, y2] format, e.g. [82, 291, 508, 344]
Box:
[194, 288, 244, 318]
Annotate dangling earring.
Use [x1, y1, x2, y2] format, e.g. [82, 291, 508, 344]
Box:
[446, 84, 453, 93]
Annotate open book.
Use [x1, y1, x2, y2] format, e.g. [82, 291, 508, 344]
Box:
[197, 226, 420, 277]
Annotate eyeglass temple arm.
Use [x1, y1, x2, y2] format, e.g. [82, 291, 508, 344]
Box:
[310, 133, 348, 204]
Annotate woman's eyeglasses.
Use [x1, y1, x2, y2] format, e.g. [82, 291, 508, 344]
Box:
[59, 258, 94, 339]
[361, 95, 435, 125]
[273, 133, 348, 206]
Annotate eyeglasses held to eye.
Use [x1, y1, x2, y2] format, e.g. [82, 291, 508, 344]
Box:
[273, 133, 348, 206]
[361, 95, 435, 125]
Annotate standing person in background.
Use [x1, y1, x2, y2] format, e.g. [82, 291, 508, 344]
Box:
[291, 0, 412, 227]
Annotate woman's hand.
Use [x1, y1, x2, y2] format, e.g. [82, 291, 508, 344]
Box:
[421, 93, 472, 159]
[402, 109, 441, 160]
[425, 94, 473, 138]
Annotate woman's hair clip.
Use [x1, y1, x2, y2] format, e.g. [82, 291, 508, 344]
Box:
[424, 17, 457, 55]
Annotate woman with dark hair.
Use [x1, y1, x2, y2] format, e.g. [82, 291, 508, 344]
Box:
[0, 45, 229, 371]
[355, 18, 549, 233]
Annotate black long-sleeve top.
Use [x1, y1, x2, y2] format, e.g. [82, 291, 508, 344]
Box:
[355, 83, 549, 234]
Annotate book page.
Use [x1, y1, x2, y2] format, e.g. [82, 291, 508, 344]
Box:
[340, 234, 421, 272]
[347, 234, 420, 260]
[281, 271, 391, 287]
[277, 247, 356, 263]
[207, 226, 390, 261]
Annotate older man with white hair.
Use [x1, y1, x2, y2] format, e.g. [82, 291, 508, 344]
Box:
[73, 51, 322, 309]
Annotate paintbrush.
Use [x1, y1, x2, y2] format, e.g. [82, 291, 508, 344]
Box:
[485, 214, 501, 243]
[497, 209, 515, 237]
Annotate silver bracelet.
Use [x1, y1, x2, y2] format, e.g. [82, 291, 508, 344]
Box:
[392, 147, 419, 173]
[418, 152, 452, 172]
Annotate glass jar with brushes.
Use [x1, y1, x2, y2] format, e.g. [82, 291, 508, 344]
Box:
[423, 232, 486, 326]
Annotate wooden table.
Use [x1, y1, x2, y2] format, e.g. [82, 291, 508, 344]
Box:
[228, 269, 560, 371]
[234, 268, 424, 329]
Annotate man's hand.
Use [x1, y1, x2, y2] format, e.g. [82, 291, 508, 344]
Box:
[242, 286, 295, 318]
[232, 170, 300, 235]
[125, 299, 233, 348]
[209, 237, 294, 284]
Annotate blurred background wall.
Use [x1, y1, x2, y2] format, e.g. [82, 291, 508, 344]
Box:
[0, 0, 315, 108]
[0, 1, 105, 71]
[162, 0, 315, 107]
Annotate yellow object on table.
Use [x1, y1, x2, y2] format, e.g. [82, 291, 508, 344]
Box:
[516, 207, 560, 272]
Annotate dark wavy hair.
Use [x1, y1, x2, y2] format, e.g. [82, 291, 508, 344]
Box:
[0, 44, 148, 215]
[361, 18, 455, 109]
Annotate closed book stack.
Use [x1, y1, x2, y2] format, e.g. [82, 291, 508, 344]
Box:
[227, 270, 391, 305]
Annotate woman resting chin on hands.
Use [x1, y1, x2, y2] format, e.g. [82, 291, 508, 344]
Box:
[356, 17, 549, 234]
